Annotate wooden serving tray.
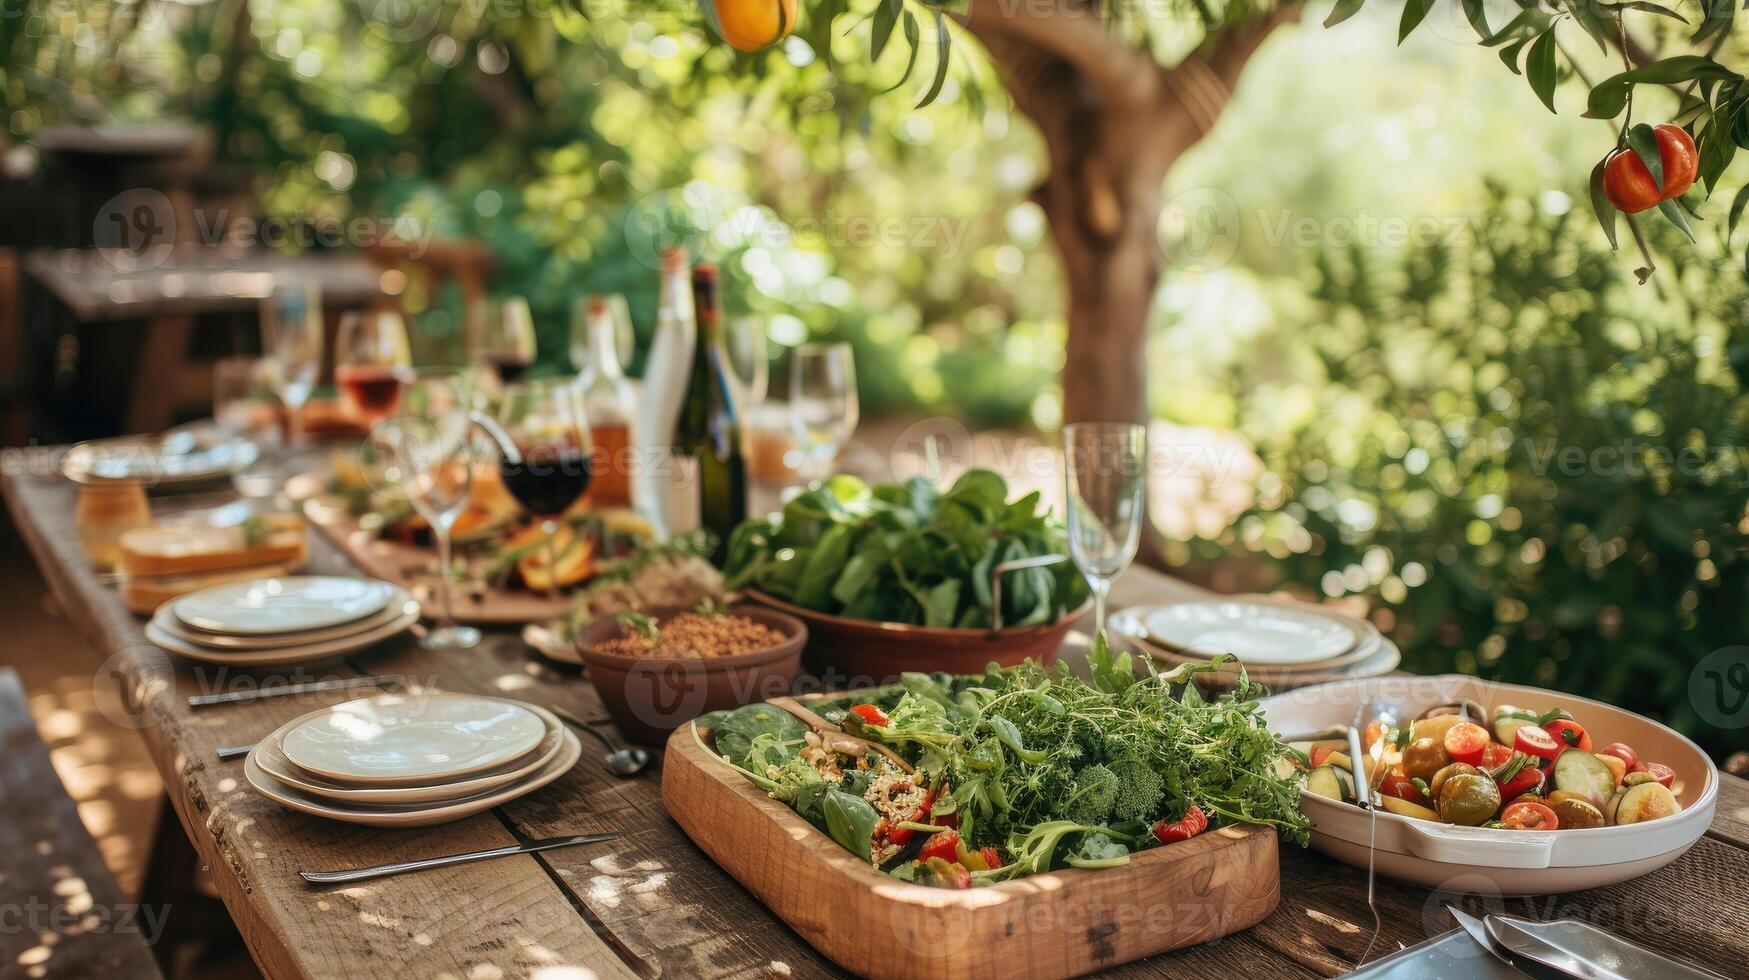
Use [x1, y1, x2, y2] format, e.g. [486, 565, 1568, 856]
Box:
[662, 720, 1280, 979]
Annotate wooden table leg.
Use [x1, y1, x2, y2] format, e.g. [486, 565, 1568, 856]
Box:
[127, 314, 193, 434]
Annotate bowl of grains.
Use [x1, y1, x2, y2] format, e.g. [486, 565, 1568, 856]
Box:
[575, 603, 806, 743]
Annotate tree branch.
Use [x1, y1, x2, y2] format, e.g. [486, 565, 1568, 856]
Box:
[1163, 6, 1300, 139]
[955, 0, 1161, 108]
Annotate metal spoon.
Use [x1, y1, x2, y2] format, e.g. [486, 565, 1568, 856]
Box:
[549, 704, 650, 777]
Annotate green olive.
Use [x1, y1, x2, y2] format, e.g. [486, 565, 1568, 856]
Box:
[1429, 762, 1482, 799]
[1438, 773, 1503, 826]
[1549, 798, 1605, 830]
[1402, 737, 1452, 784]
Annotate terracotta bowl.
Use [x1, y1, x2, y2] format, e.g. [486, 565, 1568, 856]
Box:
[744, 589, 1093, 684]
[574, 604, 806, 745]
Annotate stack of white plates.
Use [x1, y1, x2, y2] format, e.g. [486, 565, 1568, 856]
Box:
[244, 693, 582, 827]
[146, 576, 420, 666]
[1108, 595, 1400, 688]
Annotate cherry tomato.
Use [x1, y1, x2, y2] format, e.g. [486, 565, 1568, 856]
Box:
[1542, 719, 1593, 752]
[1644, 762, 1677, 789]
[1444, 722, 1491, 767]
[918, 828, 960, 863]
[1598, 742, 1639, 770]
[1363, 722, 1390, 752]
[1500, 800, 1560, 831]
[980, 846, 1002, 869]
[849, 703, 889, 727]
[1380, 772, 1430, 805]
[1497, 765, 1545, 801]
[1479, 743, 1515, 771]
[1514, 724, 1563, 762]
[1601, 124, 1699, 213]
[1153, 804, 1210, 844]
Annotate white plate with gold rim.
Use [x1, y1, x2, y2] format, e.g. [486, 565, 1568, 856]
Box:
[251, 701, 565, 805]
[278, 692, 549, 786]
[244, 726, 581, 827]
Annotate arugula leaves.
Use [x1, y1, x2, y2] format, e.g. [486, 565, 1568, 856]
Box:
[723, 470, 1088, 628]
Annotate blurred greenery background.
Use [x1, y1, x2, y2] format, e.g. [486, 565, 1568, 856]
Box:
[9, 0, 1749, 759]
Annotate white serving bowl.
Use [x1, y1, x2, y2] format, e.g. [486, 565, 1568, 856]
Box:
[1259, 674, 1718, 895]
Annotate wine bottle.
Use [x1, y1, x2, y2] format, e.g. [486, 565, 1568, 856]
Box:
[676, 262, 748, 563]
[577, 297, 638, 508]
[632, 246, 696, 538]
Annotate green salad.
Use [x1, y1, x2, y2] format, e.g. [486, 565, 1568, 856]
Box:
[696, 637, 1310, 889]
[721, 470, 1088, 629]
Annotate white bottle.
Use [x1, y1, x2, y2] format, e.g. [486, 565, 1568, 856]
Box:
[632, 246, 696, 538]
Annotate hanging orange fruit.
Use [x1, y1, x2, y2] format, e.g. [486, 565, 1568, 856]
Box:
[701, 0, 797, 52]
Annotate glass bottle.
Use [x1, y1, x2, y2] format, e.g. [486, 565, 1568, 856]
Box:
[577, 296, 639, 508]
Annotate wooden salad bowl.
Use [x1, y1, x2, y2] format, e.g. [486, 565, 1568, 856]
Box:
[662, 711, 1280, 980]
[743, 589, 1094, 684]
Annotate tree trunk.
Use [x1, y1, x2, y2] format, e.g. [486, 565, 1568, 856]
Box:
[959, 6, 1294, 427]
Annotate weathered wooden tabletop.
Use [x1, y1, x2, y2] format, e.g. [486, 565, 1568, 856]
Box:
[4, 449, 1747, 979]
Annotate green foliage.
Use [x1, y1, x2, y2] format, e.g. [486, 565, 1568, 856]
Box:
[1171, 188, 1749, 760]
[722, 470, 1088, 627]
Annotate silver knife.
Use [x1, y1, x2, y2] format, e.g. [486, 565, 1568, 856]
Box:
[1449, 906, 1568, 980]
[188, 675, 401, 708]
[299, 832, 622, 885]
[1486, 914, 1728, 980]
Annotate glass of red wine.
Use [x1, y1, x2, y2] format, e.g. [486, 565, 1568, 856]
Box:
[335, 310, 413, 424]
[476, 296, 537, 385]
[491, 378, 593, 597]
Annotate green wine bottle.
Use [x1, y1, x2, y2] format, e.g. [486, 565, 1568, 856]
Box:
[677, 262, 748, 563]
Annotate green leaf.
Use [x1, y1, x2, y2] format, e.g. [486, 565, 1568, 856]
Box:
[1483, 8, 1552, 46]
[1694, 0, 1736, 44]
[1627, 123, 1665, 193]
[879, 11, 921, 94]
[1658, 198, 1698, 243]
[1589, 158, 1620, 250]
[1324, 0, 1368, 29]
[1526, 29, 1558, 112]
[1586, 57, 1744, 119]
[1460, 0, 1490, 37]
[1699, 121, 1736, 195]
[1565, 0, 1611, 53]
[1728, 183, 1749, 240]
[1499, 36, 1530, 76]
[1399, 0, 1436, 43]
[915, 10, 950, 109]
[1602, 0, 1689, 22]
[822, 790, 881, 861]
[870, 0, 901, 62]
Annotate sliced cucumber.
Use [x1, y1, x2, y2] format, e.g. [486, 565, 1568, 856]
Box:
[1613, 782, 1681, 825]
[1493, 715, 1535, 746]
[1272, 755, 1301, 781]
[1552, 750, 1615, 808]
[1307, 764, 1354, 803]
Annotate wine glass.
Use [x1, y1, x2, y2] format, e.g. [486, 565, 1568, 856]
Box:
[568, 293, 635, 376]
[372, 370, 482, 650]
[491, 378, 593, 597]
[260, 282, 322, 442]
[725, 315, 769, 408]
[477, 296, 537, 385]
[336, 309, 413, 425]
[788, 343, 858, 485]
[1062, 422, 1147, 635]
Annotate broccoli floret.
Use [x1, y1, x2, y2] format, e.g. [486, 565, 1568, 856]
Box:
[1109, 756, 1165, 823]
[1065, 764, 1118, 825]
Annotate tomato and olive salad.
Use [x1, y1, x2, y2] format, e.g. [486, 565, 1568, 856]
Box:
[696, 640, 1310, 888]
[1288, 702, 1684, 831]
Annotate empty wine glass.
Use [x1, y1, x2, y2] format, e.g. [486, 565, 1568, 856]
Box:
[788, 343, 858, 485]
[725, 315, 769, 408]
[260, 282, 322, 443]
[373, 370, 481, 650]
[1063, 422, 1147, 634]
[336, 309, 413, 425]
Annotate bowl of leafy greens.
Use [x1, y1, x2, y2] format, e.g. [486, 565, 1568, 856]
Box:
[721, 471, 1092, 682]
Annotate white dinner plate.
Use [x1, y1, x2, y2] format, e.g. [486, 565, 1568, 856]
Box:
[1142, 599, 1361, 666]
[144, 599, 420, 667]
[62, 430, 260, 486]
[1109, 609, 1400, 687]
[172, 576, 396, 635]
[251, 703, 565, 805]
[244, 726, 581, 827]
[1117, 604, 1381, 674]
[151, 591, 411, 650]
[279, 692, 549, 785]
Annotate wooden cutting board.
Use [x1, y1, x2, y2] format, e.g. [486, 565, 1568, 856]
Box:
[662, 722, 1280, 979]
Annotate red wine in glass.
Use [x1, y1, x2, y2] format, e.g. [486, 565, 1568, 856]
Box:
[484, 352, 534, 384]
[499, 444, 593, 517]
[337, 364, 410, 420]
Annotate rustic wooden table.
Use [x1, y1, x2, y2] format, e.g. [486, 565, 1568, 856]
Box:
[4, 449, 1746, 979]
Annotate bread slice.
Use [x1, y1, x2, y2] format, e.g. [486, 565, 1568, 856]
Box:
[118, 514, 307, 578]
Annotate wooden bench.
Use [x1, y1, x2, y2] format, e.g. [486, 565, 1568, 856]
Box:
[0, 667, 164, 979]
